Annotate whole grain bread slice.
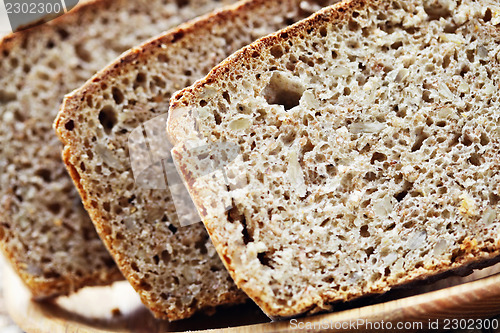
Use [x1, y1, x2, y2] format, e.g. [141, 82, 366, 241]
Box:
[168, 0, 500, 318]
[0, 0, 239, 299]
[55, 0, 341, 320]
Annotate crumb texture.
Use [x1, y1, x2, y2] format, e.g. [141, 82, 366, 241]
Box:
[55, 0, 341, 320]
[0, 0, 238, 297]
[169, 0, 500, 318]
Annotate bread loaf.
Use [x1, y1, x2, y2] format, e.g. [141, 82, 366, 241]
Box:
[55, 0, 341, 320]
[0, 0, 237, 298]
[168, 0, 500, 318]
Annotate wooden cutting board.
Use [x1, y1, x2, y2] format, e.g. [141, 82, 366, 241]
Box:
[5, 262, 500, 333]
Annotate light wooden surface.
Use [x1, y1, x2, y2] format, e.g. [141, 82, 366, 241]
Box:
[5, 262, 500, 332]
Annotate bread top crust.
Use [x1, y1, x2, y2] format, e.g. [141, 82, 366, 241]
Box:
[168, 0, 500, 318]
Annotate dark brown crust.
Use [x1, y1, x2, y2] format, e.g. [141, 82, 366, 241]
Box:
[0, 0, 126, 299]
[167, 0, 500, 318]
[54, 0, 290, 320]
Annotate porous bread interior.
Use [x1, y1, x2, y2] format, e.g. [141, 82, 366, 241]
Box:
[0, 0, 237, 298]
[55, 0, 342, 320]
[169, 0, 500, 318]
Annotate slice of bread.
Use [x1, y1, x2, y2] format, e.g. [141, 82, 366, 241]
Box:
[55, 0, 340, 320]
[0, 0, 238, 299]
[168, 0, 500, 318]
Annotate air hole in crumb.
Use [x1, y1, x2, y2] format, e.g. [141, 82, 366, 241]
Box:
[35, 169, 51, 182]
[131, 262, 139, 272]
[161, 250, 171, 263]
[227, 204, 253, 244]
[348, 20, 360, 31]
[75, 44, 92, 62]
[484, 8, 492, 22]
[56, 28, 69, 40]
[112, 87, 124, 104]
[462, 133, 473, 146]
[371, 272, 382, 282]
[139, 280, 152, 291]
[489, 193, 500, 205]
[222, 91, 231, 103]
[319, 26, 328, 37]
[99, 105, 117, 134]
[270, 45, 284, 58]
[391, 41, 403, 50]
[424, 2, 451, 20]
[365, 246, 374, 257]
[364, 172, 376, 181]
[480, 132, 490, 145]
[168, 224, 177, 234]
[403, 221, 415, 228]
[257, 252, 274, 268]
[194, 239, 208, 254]
[468, 153, 482, 166]
[262, 72, 304, 110]
[411, 128, 429, 152]
[48, 203, 61, 214]
[134, 72, 147, 88]
[0, 90, 15, 104]
[326, 164, 337, 176]
[442, 54, 451, 68]
[360, 225, 370, 237]
[157, 53, 168, 62]
[466, 49, 475, 63]
[64, 119, 74, 131]
[394, 191, 408, 202]
[460, 65, 470, 77]
[213, 110, 222, 125]
[371, 152, 387, 164]
[422, 90, 433, 103]
[395, 181, 413, 202]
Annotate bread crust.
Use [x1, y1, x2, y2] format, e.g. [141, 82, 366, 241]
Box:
[168, 0, 500, 318]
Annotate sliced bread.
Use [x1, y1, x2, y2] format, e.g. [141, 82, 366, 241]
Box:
[168, 0, 500, 318]
[0, 0, 238, 298]
[55, 0, 340, 320]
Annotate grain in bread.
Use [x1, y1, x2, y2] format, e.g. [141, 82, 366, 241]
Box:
[0, 0, 237, 298]
[168, 0, 500, 318]
[55, 0, 341, 320]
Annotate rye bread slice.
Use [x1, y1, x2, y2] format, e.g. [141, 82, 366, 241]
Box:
[55, 0, 340, 320]
[0, 0, 238, 298]
[168, 0, 500, 318]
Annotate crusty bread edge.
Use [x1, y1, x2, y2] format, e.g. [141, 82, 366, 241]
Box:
[168, 0, 500, 318]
